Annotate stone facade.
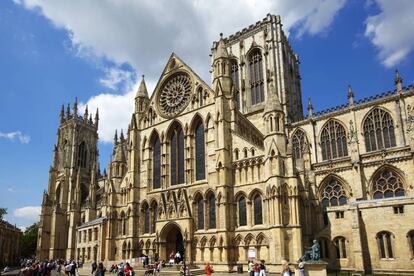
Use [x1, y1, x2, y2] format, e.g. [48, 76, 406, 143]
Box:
[38, 14, 414, 274]
[0, 219, 22, 267]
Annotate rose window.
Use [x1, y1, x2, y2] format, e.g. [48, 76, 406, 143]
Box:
[158, 73, 192, 117]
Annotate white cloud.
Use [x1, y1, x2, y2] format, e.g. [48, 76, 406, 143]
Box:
[19, 226, 27, 232]
[99, 67, 136, 91]
[13, 206, 41, 219]
[14, 0, 348, 143]
[0, 131, 30, 144]
[365, 0, 414, 67]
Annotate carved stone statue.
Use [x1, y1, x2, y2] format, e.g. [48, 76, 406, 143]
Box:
[298, 239, 321, 262]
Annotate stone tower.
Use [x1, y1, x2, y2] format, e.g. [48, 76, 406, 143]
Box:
[37, 99, 99, 260]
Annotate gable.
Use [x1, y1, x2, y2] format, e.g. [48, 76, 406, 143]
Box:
[147, 53, 215, 121]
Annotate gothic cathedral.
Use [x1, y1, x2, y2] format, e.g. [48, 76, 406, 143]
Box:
[38, 14, 414, 274]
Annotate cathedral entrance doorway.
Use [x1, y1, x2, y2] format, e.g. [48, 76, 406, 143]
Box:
[160, 223, 185, 261]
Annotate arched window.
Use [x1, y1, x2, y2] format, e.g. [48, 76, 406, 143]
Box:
[143, 204, 150, 234]
[238, 196, 247, 226]
[195, 195, 204, 230]
[407, 230, 414, 258]
[152, 135, 161, 189]
[333, 237, 347, 259]
[363, 108, 396, 152]
[151, 203, 158, 234]
[208, 194, 216, 229]
[321, 178, 347, 226]
[253, 194, 263, 225]
[372, 168, 405, 199]
[292, 129, 306, 160]
[321, 120, 348, 160]
[77, 141, 88, 168]
[230, 59, 240, 110]
[234, 149, 239, 160]
[249, 49, 264, 105]
[170, 125, 184, 185]
[195, 120, 205, 180]
[376, 231, 394, 259]
[321, 178, 348, 208]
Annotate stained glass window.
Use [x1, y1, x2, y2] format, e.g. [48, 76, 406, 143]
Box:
[249, 49, 264, 105]
[333, 237, 347, 258]
[292, 130, 306, 160]
[372, 168, 405, 199]
[143, 205, 150, 234]
[171, 126, 184, 185]
[197, 197, 204, 230]
[377, 231, 393, 258]
[195, 121, 205, 180]
[153, 136, 161, 189]
[321, 120, 348, 160]
[253, 195, 263, 225]
[364, 108, 396, 152]
[231, 59, 240, 110]
[238, 196, 247, 226]
[208, 194, 216, 229]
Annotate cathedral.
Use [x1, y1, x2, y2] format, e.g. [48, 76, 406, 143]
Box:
[37, 14, 414, 274]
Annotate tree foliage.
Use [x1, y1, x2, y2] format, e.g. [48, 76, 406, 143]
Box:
[21, 222, 39, 258]
[0, 208, 7, 220]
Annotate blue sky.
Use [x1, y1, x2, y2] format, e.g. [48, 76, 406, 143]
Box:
[1, 0, 414, 228]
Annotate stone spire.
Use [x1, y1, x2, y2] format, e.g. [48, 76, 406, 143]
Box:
[395, 69, 403, 92]
[73, 97, 78, 116]
[66, 103, 71, 119]
[213, 33, 229, 60]
[120, 129, 125, 143]
[136, 75, 149, 98]
[135, 75, 150, 113]
[264, 83, 282, 114]
[307, 97, 313, 118]
[347, 85, 354, 105]
[83, 105, 89, 121]
[94, 108, 99, 129]
[60, 104, 65, 124]
[114, 130, 118, 145]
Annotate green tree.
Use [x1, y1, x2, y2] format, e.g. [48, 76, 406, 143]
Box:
[21, 222, 39, 258]
[0, 208, 7, 220]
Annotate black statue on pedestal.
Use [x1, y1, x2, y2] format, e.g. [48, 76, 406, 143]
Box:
[298, 239, 321, 262]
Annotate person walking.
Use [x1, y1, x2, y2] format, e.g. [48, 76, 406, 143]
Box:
[91, 261, 97, 275]
[259, 260, 266, 276]
[280, 260, 291, 276]
[205, 262, 213, 276]
[248, 260, 254, 276]
[123, 263, 134, 276]
[94, 263, 106, 276]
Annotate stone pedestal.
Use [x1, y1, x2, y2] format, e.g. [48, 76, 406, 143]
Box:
[294, 261, 328, 276]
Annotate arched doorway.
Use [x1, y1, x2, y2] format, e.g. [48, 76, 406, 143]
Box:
[160, 223, 185, 261]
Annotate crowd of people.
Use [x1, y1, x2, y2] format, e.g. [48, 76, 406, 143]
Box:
[18, 258, 83, 276]
[9, 256, 303, 276]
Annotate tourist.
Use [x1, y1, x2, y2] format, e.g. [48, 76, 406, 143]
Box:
[280, 260, 291, 276]
[247, 260, 254, 276]
[253, 262, 260, 276]
[117, 262, 124, 276]
[70, 261, 77, 276]
[91, 261, 97, 275]
[259, 260, 266, 276]
[123, 263, 134, 276]
[298, 262, 305, 276]
[94, 263, 106, 276]
[169, 252, 175, 266]
[175, 251, 181, 264]
[204, 262, 213, 276]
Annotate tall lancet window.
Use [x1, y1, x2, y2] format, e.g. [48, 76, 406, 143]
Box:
[292, 129, 306, 160]
[152, 135, 161, 189]
[77, 141, 88, 168]
[249, 49, 264, 105]
[208, 193, 216, 229]
[195, 120, 205, 180]
[230, 59, 240, 110]
[170, 125, 185, 185]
